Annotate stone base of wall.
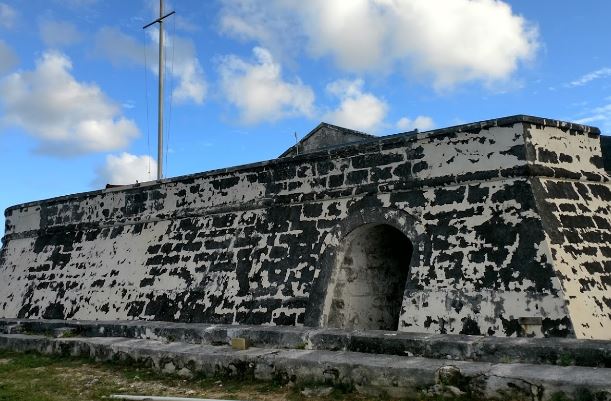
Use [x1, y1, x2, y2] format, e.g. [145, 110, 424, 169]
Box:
[1, 318, 609, 368]
[1, 329, 610, 400]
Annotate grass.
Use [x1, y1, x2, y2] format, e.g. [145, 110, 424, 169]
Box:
[0, 350, 450, 401]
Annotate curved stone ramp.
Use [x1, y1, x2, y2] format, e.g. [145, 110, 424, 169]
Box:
[0, 333, 609, 400]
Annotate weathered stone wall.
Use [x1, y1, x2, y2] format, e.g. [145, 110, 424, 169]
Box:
[1, 116, 609, 339]
[526, 125, 611, 339]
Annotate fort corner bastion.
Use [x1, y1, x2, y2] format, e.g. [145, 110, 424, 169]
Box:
[1, 115, 610, 340]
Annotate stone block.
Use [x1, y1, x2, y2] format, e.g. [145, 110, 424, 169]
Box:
[231, 337, 249, 350]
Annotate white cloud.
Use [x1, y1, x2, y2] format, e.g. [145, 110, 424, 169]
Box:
[175, 15, 200, 33]
[0, 39, 18, 75]
[566, 68, 611, 88]
[94, 152, 157, 186]
[39, 19, 82, 47]
[162, 33, 206, 104]
[94, 27, 206, 104]
[93, 27, 142, 66]
[144, 0, 166, 16]
[219, 0, 538, 88]
[0, 51, 139, 156]
[575, 103, 611, 133]
[0, 2, 17, 29]
[219, 0, 302, 64]
[218, 47, 315, 124]
[323, 79, 387, 132]
[396, 115, 435, 131]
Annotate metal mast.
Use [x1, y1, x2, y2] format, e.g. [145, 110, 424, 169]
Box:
[143, 0, 175, 180]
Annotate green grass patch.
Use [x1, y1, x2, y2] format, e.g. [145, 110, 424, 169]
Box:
[0, 349, 378, 401]
[0, 349, 558, 401]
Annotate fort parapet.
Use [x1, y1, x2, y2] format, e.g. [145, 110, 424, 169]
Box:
[1, 115, 610, 340]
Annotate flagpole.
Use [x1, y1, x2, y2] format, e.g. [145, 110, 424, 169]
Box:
[143, 0, 175, 180]
[157, 0, 164, 180]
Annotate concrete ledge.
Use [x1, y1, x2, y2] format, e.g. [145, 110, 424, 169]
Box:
[1, 319, 609, 368]
[0, 333, 609, 400]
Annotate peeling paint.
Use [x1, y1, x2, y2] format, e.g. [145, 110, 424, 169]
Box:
[0, 116, 609, 339]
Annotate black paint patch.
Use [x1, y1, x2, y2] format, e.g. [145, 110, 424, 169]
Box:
[351, 153, 403, 169]
[346, 170, 368, 185]
[328, 174, 344, 188]
[460, 317, 481, 335]
[412, 161, 428, 174]
[371, 167, 393, 181]
[303, 203, 323, 218]
[467, 185, 489, 203]
[500, 144, 524, 159]
[42, 303, 65, 319]
[539, 149, 559, 164]
[541, 316, 573, 338]
[590, 154, 604, 169]
[501, 317, 524, 337]
[545, 181, 580, 200]
[432, 187, 466, 206]
[392, 162, 412, 178]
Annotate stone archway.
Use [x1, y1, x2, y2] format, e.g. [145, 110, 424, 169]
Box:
[304, 206, 422, 329]
[325, 223, 413, 331]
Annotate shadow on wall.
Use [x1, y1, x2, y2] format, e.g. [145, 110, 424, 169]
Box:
[601, 135, 611, 171]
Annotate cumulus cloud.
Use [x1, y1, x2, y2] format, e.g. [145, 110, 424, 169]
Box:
[174, 16, 199, 33]
[566, 68, 611, 88]
[39, 19, 82, 47]
[219, 0, 302, 64]
[575, 103, 611, 132]
[219, 0, 538, 88]
[396, 115, 435, 131]
[0, 39, 18, 75]
[0, 2, 17, 29]
[161, 33, 207, 104]
[94, 27, 206, 104]
[218, 47, 315, 124]
[93, 27, 142, 66]
[323, 79, 387, 132]
[0, 51, 139, 156]
[94, 152, 157, 186]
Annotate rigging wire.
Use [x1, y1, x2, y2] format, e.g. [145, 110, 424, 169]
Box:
[143, 30, 152, 177]
[165, 14, 176, 177]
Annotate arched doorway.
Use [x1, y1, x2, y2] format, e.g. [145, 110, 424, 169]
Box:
[325, 223, 413, 331]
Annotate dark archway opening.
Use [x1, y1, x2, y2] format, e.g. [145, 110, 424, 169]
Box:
[325, 224, 413, 331]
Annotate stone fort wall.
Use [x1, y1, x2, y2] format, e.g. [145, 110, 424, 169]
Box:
[1, 116, 609, 339]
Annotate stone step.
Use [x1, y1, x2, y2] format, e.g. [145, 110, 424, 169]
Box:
[0, 333, 609, 400]
[0, 318, 609, 368]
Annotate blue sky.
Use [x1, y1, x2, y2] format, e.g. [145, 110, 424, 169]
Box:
[1, 0, 610, 235]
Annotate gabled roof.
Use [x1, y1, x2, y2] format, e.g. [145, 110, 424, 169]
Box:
[279, 122, 374, 158]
